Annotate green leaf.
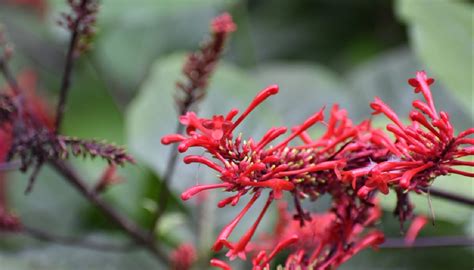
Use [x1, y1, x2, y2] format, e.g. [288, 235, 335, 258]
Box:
[254, 62, 361, 122]
[126, 53, 260, 190]
[341, 244, 473, 270]
[0, 239, 162, 270]
[91, 0, 234, 90]
[378, 173, 474, 223]
[346, 47, 472, 130]
[7, 167, 87, 237]
[396, 0, 474, 117]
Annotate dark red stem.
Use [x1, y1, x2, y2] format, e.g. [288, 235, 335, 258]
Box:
[54, 0, 88, 132]
[49, 159, 169, 263]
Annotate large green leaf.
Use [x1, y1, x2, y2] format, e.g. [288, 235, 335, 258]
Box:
[378, 174, 474, 224]
[396, 0, 474, 117]
[48, 0, 233, 23]
[254, 62, 363, 122]
[346, 47, 472, 129]
[0, 239, 162, 270]
[126, 53, 261, 187]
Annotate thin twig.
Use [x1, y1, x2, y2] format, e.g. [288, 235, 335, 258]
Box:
[381, 236, 474, 248]
[49, 159, 169, 264]
[152, 121, 184, 228]
[421, 187, 474, 207]
[24, 161, 42, 194]
[54, 0, 88, 132]
[19, 225, 137, 252]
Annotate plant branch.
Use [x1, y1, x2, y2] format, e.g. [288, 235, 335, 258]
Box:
[381, 236, 474, 248]
[152, 121, 184, 229]
[19, 225, 137, 252]
[422, 187, 474, 207]
[54, 0, 88, 132]
[151, 14, 236, 232]
[49, 159, 169, 264]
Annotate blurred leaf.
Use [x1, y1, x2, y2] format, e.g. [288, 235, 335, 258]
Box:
[254, 62, 365, 123]
[0, 239, 162, 270]
[7, 167, 87, 237]
[341, 245, 473, 270]
[47, 0, 235, 25]
[379, 173, 474, 223]
[62, 61, 123, 142]
[92, 0, 234, 92]
[396, 0, 474, 117]
[346, 47, 472, 130]
[126, 53, 260, 190]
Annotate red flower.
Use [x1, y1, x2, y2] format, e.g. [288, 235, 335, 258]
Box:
[347, 71, 473, 198]
[405, 215, 428, 246]
[94, 165, 123, 193]
[211, 13, 237, 34]
[251, 201, 384, 270]
[170, 243, 197, 270]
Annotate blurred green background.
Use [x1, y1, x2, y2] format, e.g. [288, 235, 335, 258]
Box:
[0, 0, 472, 269]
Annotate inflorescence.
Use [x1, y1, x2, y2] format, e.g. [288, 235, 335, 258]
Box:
[162, 71, 473, 269]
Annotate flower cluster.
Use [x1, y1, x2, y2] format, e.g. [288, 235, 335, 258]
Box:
[162, 71, 473, 269]
[58, 0, 98, 55]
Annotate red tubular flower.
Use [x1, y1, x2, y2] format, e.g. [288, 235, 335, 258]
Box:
[225, 194, 273, 261]
[211, 12, 237, 34]
[405, 215, 428, 246]
[94, 165, 123, 193]
[170, 243, 197, 270]
[347, 71, 473, 199]
[250, 200, 383, 270]
[0, 129, 12, 162]
[210, 259, 232, 270]
[0, 208, 21, 232]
